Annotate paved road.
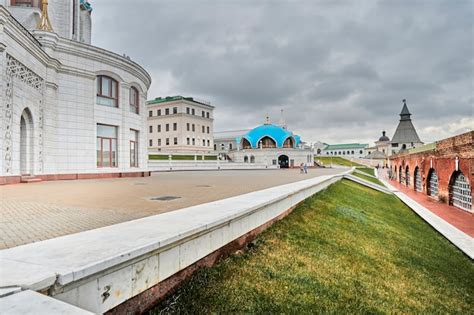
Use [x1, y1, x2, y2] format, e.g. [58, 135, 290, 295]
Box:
[0, 168, 344, 249]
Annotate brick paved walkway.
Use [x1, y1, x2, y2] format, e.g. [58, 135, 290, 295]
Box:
[379, 170, 474, 237]
[0, 169, 343, 249]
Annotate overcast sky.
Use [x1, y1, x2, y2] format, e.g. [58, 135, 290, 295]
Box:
[92, 0, 473, 145]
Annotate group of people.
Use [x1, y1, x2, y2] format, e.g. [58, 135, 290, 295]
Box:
[300, 163, 308, 174]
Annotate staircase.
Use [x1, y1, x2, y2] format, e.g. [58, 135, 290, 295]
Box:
[20, 175, 42, 184]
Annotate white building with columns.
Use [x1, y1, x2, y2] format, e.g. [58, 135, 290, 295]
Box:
[0, 1, 151, 184]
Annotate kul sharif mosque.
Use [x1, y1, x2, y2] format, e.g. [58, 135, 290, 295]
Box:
[214, 114, 314, 168]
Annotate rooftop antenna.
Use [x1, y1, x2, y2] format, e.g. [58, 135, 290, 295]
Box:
[37, 0, 53, 32]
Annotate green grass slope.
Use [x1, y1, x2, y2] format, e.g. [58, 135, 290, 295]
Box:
[153, 180, 473, 314]
[315, 156, 363, 167]
[352, 172, 384, 186]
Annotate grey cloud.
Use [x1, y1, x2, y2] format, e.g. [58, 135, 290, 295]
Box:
[92, 0, 473, 144]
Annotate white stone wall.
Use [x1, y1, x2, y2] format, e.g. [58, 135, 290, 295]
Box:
[214, 138, 238, 153]
[229, 148, 314, 167]
[0, 7, 151, 177]
[78, 9, 91, 44]
[48, 0, 71, 39]
[0, 49, 5, 174]
[321, 148, 367, 159]
[6, 5, 40, 30]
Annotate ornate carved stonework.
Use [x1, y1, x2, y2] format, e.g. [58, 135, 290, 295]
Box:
[7, 54, 43, 90]
[4, 54, 44, 174]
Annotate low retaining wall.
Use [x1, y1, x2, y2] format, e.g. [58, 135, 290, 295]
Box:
[343, 174, 392, 194]
[148, 160, 279, 171]
[0, 171, 151, 185]
[0, 170, 350, 314]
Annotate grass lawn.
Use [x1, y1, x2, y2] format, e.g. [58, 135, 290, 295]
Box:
[149, 154, 169, 160]
[356, 167, 375, 176]
[353, 171, 385, 187]
[315, 156, 363, 167]
[152, 180, 473, 314]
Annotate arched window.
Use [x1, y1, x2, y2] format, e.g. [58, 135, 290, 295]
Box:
[414, 167, 422, 192]
[250, 156, 255, 163]
[449, 171, 472, 212]
[351, 150, 354, 154]
[317, 149, 321, 154]
[129, 87, 139, 114]
[427, 168, 438, 198]
[283, 137, 294, 148]
[229, 143, 233, 150]
[405, 166, 410, 186]
[97, 75, 119, 107]
[244, 156, 249, 163]
[260, 136, 276, 149]
[242, 138, 252, 150]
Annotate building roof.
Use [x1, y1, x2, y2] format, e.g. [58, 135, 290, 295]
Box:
[238, 124, 301, 148]
[365, 150, 387, 159]
[324, 143, 369, 150]
[391, 100, 422, 144]
[214, 129, 250, 140]
[147, 96, 213, 107]
[378, 131, 390, 142]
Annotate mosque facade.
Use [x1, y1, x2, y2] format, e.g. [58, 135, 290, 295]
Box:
[0, 1, 151, 184]
[214, 119, 314, 168]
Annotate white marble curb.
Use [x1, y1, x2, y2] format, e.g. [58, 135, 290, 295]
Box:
[353, 168, 377, 179]
[381, 179, 474, 259]
[344, 174, 392, 195]
[0, 290, 93, 315]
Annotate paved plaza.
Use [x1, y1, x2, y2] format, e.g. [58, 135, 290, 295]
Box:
[0, 168, 343, 249]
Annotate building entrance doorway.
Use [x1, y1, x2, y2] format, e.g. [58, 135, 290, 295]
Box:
[20, 108, 34, 175]
[278, 155, 289, 168]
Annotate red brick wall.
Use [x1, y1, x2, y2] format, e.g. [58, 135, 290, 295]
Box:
[390, 131, 473, 207]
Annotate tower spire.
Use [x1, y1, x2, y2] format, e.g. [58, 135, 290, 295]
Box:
[400, 99, 411, 121]
[264, 114, 271, 125]
[37, 0, 53, 32]
[279, 109, 287, 129]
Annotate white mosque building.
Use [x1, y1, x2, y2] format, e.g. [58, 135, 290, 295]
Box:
[214, 117, 314, 168]
[0, 1, 151, 184]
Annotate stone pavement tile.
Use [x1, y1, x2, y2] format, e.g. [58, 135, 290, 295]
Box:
[0, 169, 343, 249]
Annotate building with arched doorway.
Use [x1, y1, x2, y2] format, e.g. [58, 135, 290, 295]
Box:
[0, 2, 151, 184]
[390, 131, 473, 213]
[215, 119, 313, 168]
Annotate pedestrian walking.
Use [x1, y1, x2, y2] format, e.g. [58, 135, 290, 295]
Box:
[304, 163, 308, 174]
[300, 163, 304, 174]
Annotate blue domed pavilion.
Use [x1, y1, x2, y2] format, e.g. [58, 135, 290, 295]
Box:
[236, 124, 301, 149]
[214, 117, 314, 168]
